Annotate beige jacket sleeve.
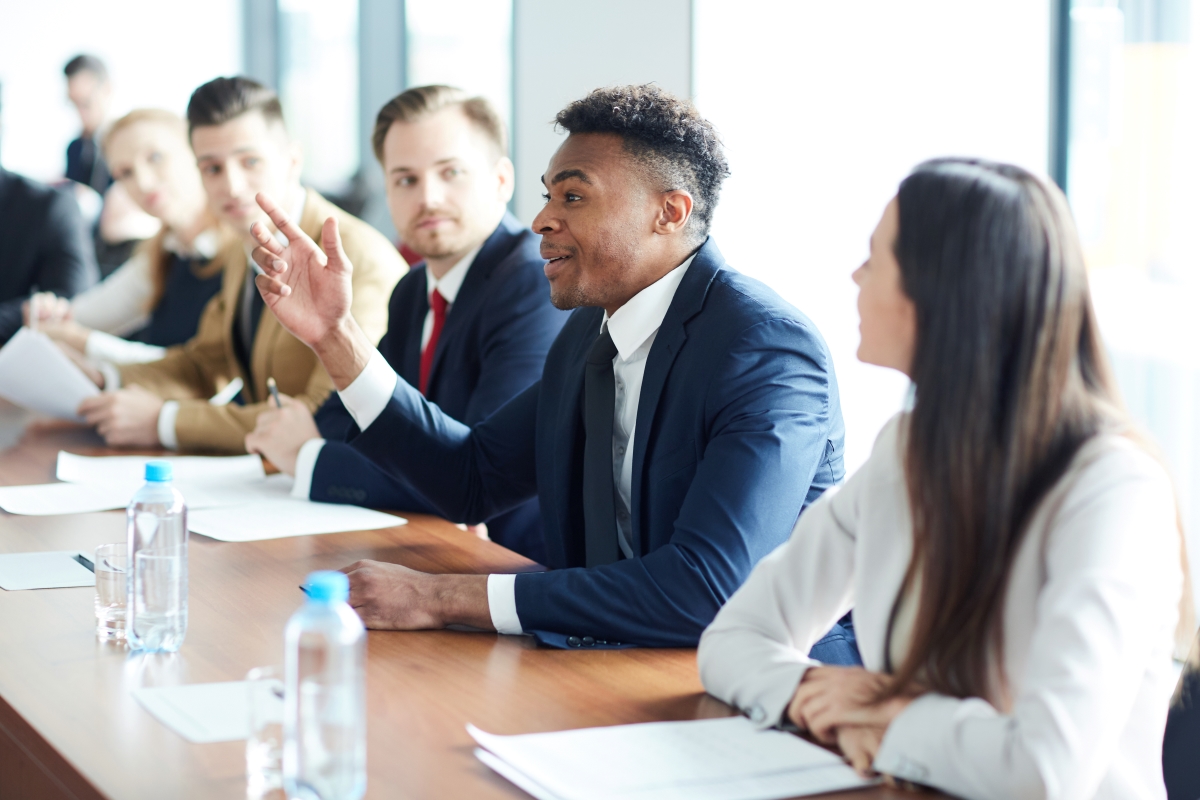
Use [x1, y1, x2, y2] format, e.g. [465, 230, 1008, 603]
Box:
[119, 190, 405, 453]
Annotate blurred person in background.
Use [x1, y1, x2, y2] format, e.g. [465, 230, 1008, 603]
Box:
[63, 54, 158, 276]
[72, 76, 403, 453]
[27, 109, 226, 365]
[245, 85, 567, 563]
[0, 80, 98, 345]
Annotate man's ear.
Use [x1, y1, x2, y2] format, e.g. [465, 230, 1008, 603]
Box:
[496, 156, 516, 204]
[654, 189, 694, 236]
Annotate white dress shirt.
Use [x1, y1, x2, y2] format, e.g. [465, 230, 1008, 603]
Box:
[334, 253, 695, 636]
[698, 413, 1184, 799]
[291, 245, 481, 497]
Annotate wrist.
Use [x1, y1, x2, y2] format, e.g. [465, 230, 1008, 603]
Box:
[313, 318, 373, 391]
[430, 574, 492, 630]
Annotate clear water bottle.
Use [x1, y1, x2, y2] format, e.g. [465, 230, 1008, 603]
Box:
[126, 460, 188, 652]
[284, 571, 367, 800]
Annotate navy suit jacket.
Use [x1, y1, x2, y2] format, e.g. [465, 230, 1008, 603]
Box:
[348, 238, 846, 647]
[311, 214, 567, 562]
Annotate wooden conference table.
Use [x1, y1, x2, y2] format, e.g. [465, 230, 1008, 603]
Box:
[0, 415, 914, 799]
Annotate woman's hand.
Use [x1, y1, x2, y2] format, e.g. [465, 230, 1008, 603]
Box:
[835, 725, 885, 778]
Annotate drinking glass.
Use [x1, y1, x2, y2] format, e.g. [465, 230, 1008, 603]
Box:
[93, 543, 126, 641]
[246, 665, 285, 796]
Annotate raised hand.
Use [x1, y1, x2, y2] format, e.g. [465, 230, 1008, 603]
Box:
[250, 192, 353, 349]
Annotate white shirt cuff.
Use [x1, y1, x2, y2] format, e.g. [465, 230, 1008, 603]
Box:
[337, 349, 398, 432]
[291, 438, 326, 498]
[487, 573, 523, 635]
[86, 330, 166, 365]
[157, 401, 180, 450]
[98, 361, 122, 391]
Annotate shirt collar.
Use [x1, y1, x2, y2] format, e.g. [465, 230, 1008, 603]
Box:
[427, 244, 481, 305]
[162, 228, 220, 260]
[603, 253, 696, 360]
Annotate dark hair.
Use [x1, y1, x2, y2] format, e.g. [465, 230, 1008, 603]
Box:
[886, 158, 1129, 704]
[64, 54, 108, 81]
[372, 85, 507, 163]
[186, 76, 285, 137]
[554, 84, 729, 240]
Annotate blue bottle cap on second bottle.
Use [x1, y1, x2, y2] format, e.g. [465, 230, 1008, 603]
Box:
[144, 460, 173, 482]
[305, 571, 350, 603]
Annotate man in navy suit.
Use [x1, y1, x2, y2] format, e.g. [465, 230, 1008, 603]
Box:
[249, 84, 854, 658]
[245, 86, 565, 562]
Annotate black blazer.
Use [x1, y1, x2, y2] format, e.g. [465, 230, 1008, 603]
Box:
[0, 169, 98, 343]
[312, 213, 568, 562]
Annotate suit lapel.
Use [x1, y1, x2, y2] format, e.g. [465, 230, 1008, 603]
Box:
[220, 242, 251, 394]
[628, 240, 722, 553]
[400, 268, 428, 386]
[552, 309, 601, 568]
[425, 215, 522, 393]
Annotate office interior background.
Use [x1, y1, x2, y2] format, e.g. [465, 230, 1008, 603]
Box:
[1, 0, 1197, 604]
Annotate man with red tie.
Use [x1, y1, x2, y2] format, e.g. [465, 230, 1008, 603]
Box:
[245, 85, 566, 562]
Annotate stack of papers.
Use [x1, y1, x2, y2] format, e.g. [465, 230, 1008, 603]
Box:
[468, 717, 876, 800]
[0, 451, 405, 541]
[0, 328, 99, 420]
[0, 551, 96, 590]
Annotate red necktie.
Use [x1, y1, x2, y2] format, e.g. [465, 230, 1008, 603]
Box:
[419, 289, 448, 396]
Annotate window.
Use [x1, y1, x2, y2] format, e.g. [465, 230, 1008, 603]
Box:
[405, 0, 513, 127]
[278, 0, 360, 195]
[1066, 0, 1200, 584]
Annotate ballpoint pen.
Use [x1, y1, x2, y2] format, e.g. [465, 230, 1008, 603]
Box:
[267, 376, 282, 408]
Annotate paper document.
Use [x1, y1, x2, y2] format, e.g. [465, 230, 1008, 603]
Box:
[0, 482, 132, 515]
[0, 328, 99, 419]
[56, 452, 266, 486]
[468, 717, 877, 800]
[133, 681, 267, 743]
[189, 497, 405, 542]
[0, 551, 95, 590]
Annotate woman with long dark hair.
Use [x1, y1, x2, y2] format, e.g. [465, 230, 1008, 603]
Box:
[698, 159, 1189, 798]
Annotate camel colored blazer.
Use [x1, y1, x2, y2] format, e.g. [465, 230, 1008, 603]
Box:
[119, 189, 404, 453]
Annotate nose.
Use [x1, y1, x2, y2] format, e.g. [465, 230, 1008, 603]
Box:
[421, 175, 446, 208]
[531, 205, 559, 234]
[851, 262, 866, 286]
[133, 164, 156, 198]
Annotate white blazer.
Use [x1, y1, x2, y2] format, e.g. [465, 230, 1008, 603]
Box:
[698, 414, 1183, 800]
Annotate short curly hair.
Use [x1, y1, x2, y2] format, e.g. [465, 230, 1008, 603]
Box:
[554, 84, 729, 240]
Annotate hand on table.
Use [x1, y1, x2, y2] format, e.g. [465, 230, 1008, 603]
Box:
[78, 385, 164, 447]
[340, 560, 492, 631]
[23, 291, 71, 328]
[244, 395, 319, 475]
[786, 666, 916, 777]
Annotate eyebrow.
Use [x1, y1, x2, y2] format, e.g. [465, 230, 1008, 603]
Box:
[390, 157, 463, 174]
[543, 168, 593, 186]
[196, 146, 262, 161]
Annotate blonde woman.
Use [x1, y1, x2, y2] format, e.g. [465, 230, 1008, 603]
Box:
[29, 109, 225, 364]
[698, 159, 1189, 799]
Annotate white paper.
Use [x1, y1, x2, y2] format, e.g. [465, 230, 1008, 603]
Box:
[467, 717, 877, 800]
[189, 497, 405, 542]
[0, 482, 133, 515]
[0, 551, 95, 590]
[56, 451, 265, 486]
[0, 328, 100, 419]
[132, 681, 265, 743]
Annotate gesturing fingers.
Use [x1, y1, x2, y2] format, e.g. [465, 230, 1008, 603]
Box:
[255, 272, 292, 300]
[255, 191, 313, 251]
[320, 216, 352, 275]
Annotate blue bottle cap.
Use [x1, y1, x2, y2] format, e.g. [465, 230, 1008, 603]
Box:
[305, 571, 350, 603]
[144, 460, 173, 482]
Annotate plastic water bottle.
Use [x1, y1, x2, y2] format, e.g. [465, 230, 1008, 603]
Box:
[126, 460, 188, 652]
[284, 571, 367, 800]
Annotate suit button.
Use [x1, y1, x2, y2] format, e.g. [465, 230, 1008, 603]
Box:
[749, 706, 767, 724]
[581, 637, 595, 646]
[566, 636, 582, 647]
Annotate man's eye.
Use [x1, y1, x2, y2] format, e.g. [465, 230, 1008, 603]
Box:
[444, 167, 461, 179]
[202, 165, 221, 176]
[244, 157, 261, 168]
[541, 192, 551, 202]
[147, 151, 163, 164]
[398, 176, 416, 187]
[565, 193, 581, 202]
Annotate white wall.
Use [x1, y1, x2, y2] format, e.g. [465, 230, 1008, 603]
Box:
[510, 0, 692, 223]
[694, 0, 1052, 473]
[0, 0, 242, 181]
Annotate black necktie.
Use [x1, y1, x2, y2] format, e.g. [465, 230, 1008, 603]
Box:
[583, 327, 619, 567]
